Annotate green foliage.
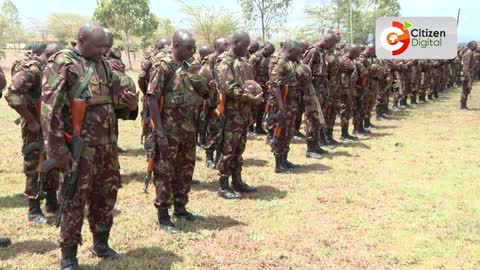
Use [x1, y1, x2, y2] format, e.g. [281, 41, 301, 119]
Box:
[238, 0, 292, 42]
[140, 16, 176, 49]
[304, 0, 400, 44]
[47, 13, 90, 43]
[94, 0, 158, 69]
[178, 0, 239, 48]
[0, 0, 23, 49]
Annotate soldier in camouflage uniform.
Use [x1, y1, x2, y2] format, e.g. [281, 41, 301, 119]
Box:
[375, 59, 392, 120]
[203, 37, 229, 168]
[138, 38, 171, 147]
[409, 59, 420, 105]
[269, 40, 304, 173]
[461, 41, 478, 110]
[0, 66, 12, 249]
[293, 40, 309, 139]
[246, 40, 260, 62]
[249, 42, 275, 135]
[322, 31, 342, 146]
[338, 45, 361, 141]
[193, 45, 213, 147]
[5, 43, 64, 224]
[391, 60, 405, 111]
[41, 23, 138, 269]
[302, 33, 337, 158]
[215, 31, 263, 199]
[147, 30, 213, 233]
[356, 44, 377, 134]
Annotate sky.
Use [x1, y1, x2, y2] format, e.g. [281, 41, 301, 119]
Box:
[7, 0, 479, 42]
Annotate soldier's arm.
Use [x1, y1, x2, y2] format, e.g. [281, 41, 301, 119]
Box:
[42, 55, 76, 164]
[270, 59, 287, 112]
[463, 52, 473, 76]
[216, 59, 245, 101]
[302, 49, 315, 68]
[146, 62, 167, 135]
[5, 67, 40, 126]
[115, 74, 138, 120]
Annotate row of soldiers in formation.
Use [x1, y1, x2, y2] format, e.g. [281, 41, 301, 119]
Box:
[0, 21, 477, 269]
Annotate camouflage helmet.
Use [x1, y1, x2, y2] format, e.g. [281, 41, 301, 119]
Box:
[243, 80, 263, 96]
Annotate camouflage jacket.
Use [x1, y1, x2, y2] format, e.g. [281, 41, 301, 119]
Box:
[303, 45, 327, 78]
[4, 55, 44, 108]
[270, 55, 299, 104]
[325, 48, 340, 86]
[249, 51, 271, 87]
[215, 50, 255, 132]
[147, 52, 209, 136]
[42, 47, 131, 162]
[339, 56, 358, 91]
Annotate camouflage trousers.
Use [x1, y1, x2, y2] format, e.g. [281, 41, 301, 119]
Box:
[217, 129, 247, 178]
[21, 121, 59, 199]
[271, 100, 298, 156]
[252, 87, 269, 129]
[376, 80, 390, 114]
[204, 108, 219, 155]
[339, 88, 357, 128]
[60, 143, 121, 247]
[305, 82, 327, 143]
[154, 131, 196, 209]
[324, 86, 340, 130]
[294, 92, 304, 132]
[362, 79, 379, 120]
[461, 79, 473, 103]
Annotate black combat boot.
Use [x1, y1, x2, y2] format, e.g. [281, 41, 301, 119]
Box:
[174, 203, 205, 221]
[254, 126, 267, 135]
[392, 101, 400, 111]
[433, 91, 439, 99]
[418, 94, 426, 103]
[218, 176, 241, 199]
[157, 208, 178, 233]
[282, 153, 298, 170]
[60, 245, 80, 270]
[319, 129, 328, 146]
[91, 231, 122, 260]
[325, 128, 340, 145]
[0, 237, 11, 248]
[266, 129, 273, 145]
[427, 94, 433, 100]
[306, 141, 323, 159]
[45, 191, 58, 214]
[340, 125, 357, 142]
[275, 155, 292, 173]
[28, 199, 47, 224]
[410, 95, 417, 104]
[232, 173, 257, 193]
[461, 101, 469, 110]
[205, 151, 216, 169]
[364, 118, 376, 129]
[399, 98, 407, 109]
[294, 130, 306, 139]
[376, 112, 386, 121]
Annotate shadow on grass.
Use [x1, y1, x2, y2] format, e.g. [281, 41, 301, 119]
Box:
[324, 151, 352, 159]
[362, 132, 394, 139]
[244, 158, 268, 167]
[340, 141, 371, 149]
[295, 163, 332, 173]
[0, 240, 57, 260]
[241, 185, 287, 201]
[84, 246, 183, 270]
[191, 180, 217, 192]
[176, 215, 246, 233]
[121, 171, 145, 185]
[0, 193, 25, 209]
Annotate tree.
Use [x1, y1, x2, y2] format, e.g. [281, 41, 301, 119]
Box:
[1, 0, 22, 50]
[47, 13, 90, 43]
[94, 0, 158, 70]
[179, 0, 239, 48]
[29, 17, 49, 42]
[238, 0, 293, 43]
[141, 16, 177, 49]
[304, 0, 400, 44]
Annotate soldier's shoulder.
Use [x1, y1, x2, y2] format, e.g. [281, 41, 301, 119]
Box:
[49, 48, 82, 66]
[216, 51, 234, 65]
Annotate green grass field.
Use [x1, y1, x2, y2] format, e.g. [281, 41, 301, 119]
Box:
[1, 73, 480, 269]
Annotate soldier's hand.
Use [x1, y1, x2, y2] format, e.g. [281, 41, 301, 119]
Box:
[155, 131, 169, 155]
[208, 80, 216, 89]
[121, 91, 138, 110]
[27, 120, 41, 133]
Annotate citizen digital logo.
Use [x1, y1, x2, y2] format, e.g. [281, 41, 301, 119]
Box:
[376, 17, 457, 59]
[410, 29, 446, 38]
